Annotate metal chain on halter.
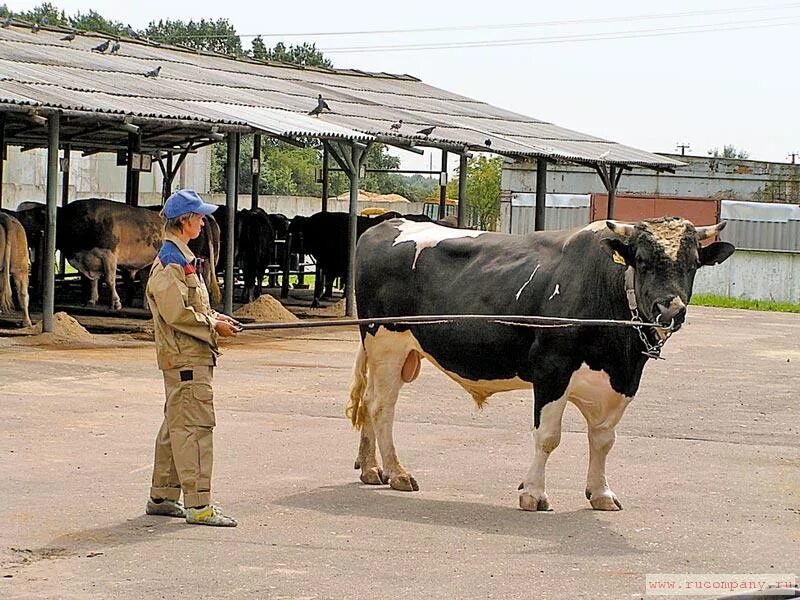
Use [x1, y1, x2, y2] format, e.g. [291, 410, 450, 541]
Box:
[624, 267, 674, 360]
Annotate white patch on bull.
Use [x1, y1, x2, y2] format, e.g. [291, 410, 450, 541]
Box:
[642, 219, 689, 261]
[562, 220, 610, 252]
[391, 219, 486, 269]
[515, 264, 540, 301]
[548, 284, 560, 300]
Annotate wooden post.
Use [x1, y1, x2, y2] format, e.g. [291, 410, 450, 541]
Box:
[438, 150, 448, 219]
[43, 113, 60, 333]
[251, 133, 260, 210]
[223, 133, 238, 315]
[457, 153, 467, 227]
[535, 158, 547, 231]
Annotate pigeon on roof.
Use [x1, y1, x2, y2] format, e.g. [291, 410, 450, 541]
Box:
[390, 119, 403, 131]
[125, 25, 140, 39]
[307, 94, 331, 116]
[597, 150, 611, 160]
[31, 17, 46, 33]
[92, 39, 110, 53]
[144, 65, 161, 78]
[61, 31, 76, 41]
[417, 126, 435, 136]
[110, 41, 121, 54]
[1, 14, 13, 28]
[484, 138, 492, 147]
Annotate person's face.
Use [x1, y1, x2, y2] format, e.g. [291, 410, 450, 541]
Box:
[182, 213, 205, 240]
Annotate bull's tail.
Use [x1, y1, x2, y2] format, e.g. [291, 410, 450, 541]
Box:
[0, 224, 13, 313]
[345, 343, 368, 429]
[206, 217, 222, 304]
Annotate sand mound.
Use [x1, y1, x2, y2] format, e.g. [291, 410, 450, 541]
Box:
[234, 295, 298, 322]
[20, 312, 94, 344]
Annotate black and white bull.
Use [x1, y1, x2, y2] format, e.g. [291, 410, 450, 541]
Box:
[347, 217, 735, 511]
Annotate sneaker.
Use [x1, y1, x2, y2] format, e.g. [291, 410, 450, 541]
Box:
[146, 498, 187, 518]
[185, 504, 238, 527]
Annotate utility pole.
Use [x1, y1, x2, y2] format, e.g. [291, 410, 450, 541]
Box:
[676, 142, 691, 156]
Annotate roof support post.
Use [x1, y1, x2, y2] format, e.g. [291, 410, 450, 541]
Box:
[321, 144, 329, 213]
[223, 132, 239, 315]
[535, 157, 547, 231]
[125, 131, 141, 206]
[0, 114, 5, 209]
[438, 150, 448, 220]
[59, 144, 70, 274]
[594, 164, 626, 219]
[325, 140, 368, 317]
[457, 153, 467, 227]
[160, 151, 173, 203]
[43, 112, 60, 333]
[251, 134, 260, 210]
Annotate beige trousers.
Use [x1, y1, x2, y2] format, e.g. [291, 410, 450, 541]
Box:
[150, 366, 215, 508]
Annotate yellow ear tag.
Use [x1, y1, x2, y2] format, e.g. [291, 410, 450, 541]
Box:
[612, 251, 626, 266]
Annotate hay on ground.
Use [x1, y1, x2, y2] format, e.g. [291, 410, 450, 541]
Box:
[234, 295, 298, 322]
[19, 312, 94, 344]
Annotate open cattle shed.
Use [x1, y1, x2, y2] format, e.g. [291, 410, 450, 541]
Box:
[0, 19, 683, 330]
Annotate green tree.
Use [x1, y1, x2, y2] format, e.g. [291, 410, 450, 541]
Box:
[447, 155, 502, 230]
[144, 18, 243, 55]
[252, 40, 332, 68]
[709, 145, 749, 159]
[70, 10, 125, 36]
[2, 2, 68, 26]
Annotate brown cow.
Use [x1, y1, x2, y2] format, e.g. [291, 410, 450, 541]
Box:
[0, 212, 31, 327]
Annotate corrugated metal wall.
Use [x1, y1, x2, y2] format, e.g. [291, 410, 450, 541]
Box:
[719, 201, 800, 251]
[501, 194, 590, 234]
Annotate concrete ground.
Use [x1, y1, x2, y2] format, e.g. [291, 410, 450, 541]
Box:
[1, 306, 798, 600]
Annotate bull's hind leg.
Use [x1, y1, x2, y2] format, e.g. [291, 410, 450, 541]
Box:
[363, 330, 419, 492]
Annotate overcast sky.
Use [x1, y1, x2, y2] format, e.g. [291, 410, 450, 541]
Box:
[10, 0, 800, 171]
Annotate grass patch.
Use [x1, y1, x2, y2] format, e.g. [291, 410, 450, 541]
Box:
[691, 294, 800, 314]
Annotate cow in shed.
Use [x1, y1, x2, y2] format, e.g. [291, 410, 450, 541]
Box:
[288, 211, 412, 306]
[346, 217, 734, 511]
[58, 198, 163, 310]
[237, 207, 275, 302]
[187, 213, 221, 304]
[0, 212, 32, 327]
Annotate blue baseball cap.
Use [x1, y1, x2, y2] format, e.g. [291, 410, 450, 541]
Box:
[162, 189, 218, 219]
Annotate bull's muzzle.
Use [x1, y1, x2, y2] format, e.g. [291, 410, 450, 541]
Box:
[654, 297, 686, 329]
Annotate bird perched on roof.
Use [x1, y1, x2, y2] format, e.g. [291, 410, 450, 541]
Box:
[110, 40, 121, 54]
[31, 17, 46, 33]
[417, 125, 435, 136]
[390, 119, 403, 131]
[125, 25, 140, 39]
[144, 65, 161, 78]
[308, 94, 331, 116]
[61, 31, 76, 41]
[597, 150, 611, 160]
[484, 138, 492, 147]
[92, 39, 110, 53]
[2, 14, 13, 28]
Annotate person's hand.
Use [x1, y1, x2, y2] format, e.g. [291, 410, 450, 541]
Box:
[214, 319, 240, 337]
[215, 313, 241, 327]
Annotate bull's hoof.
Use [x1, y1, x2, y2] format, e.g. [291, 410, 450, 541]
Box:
[519, 492, 552, 512]
[112, 301, 122, 311]
[359, 467, 385, 486]
[587, 489, 623, 511]
[389, 474, 419, 492]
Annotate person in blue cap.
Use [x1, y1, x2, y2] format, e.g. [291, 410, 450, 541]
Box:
[144, 189, 241, 527]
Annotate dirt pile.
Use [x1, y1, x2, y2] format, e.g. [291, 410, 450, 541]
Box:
[22, 312, 94, 344]
[234, 295, 298, 322]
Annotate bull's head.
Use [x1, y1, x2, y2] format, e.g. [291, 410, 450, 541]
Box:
[605, 217, 735, 329]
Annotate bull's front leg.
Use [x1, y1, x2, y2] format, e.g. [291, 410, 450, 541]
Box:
[519, 393, 567, 511]
[574, 393, 631, 511]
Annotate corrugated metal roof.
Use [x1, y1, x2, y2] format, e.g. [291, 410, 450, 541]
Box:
[0, 23, 683, 169]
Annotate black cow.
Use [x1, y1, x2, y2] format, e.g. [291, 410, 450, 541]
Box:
[237, 207, 275, 302]
[288, 211, 414, 306]
[346, 217, 734, 511]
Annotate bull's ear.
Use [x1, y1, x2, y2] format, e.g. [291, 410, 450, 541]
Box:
[602, 238, 632, 266]
[699, 241, 735, 266]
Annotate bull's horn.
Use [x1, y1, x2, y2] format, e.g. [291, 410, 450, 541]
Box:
[695, 221, 727, 241]
[606, 220, 635, 238]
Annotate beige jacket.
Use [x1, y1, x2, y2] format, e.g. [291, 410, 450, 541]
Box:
[146, 233, 220, 371]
